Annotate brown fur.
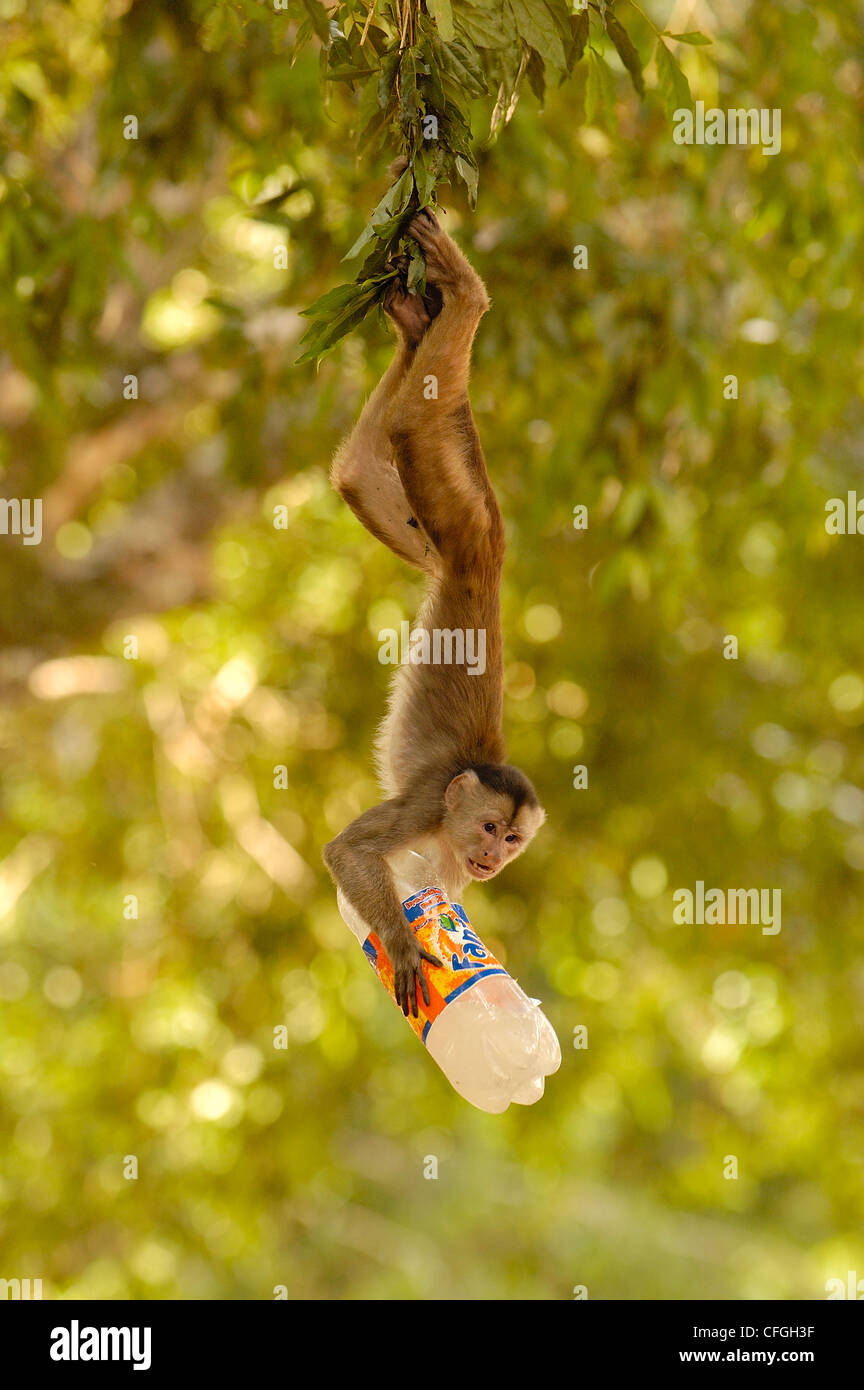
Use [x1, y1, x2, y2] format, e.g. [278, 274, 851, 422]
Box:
[324, 208, 545, 1014]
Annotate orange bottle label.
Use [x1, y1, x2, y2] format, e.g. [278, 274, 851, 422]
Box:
[361, 886, 507, 1043]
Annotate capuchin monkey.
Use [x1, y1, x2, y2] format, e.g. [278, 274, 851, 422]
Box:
[323, 206, 545, 1016]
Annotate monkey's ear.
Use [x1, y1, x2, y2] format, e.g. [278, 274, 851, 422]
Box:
[444, 769, 480, 810]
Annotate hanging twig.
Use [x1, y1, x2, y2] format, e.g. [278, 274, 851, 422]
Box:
[399, 0, 412, 51]
[359, 0, 377, 46]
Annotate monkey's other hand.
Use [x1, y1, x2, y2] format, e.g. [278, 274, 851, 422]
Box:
[407, 209, 489, 312]
[389, 931, 442, 1018]
[383, 276, 432, 349]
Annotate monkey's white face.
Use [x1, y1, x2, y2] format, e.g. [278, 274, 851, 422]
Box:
[443, 772, 545, 884]
[465, 814, 524, 880]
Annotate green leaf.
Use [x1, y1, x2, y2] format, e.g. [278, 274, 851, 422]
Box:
[526, 49, 545, 106]
[363, 24, 389, 58]
[327, 34, 353, 67]
[439, 39, 488, 96]
[301, 0, 330, 41]
[353, 70, 380, 129]
[342, 222, 379, 264]
[357, 239, 393, 280]
[542, 0, 579, 75]
[406, 244, 427, 293]
[663, 31, 712, 46]
[290, 15, 315, 58]
[455, 154, 479, 208]
[508, 0, 567, 74]
[326, 64, 378, 82]
[355, 76, 391, 152]
[398, 46, 422, 122]
[342, 165, 414, 262]
[299, 282, 366, 319]
[295, 279, 386, 364]
[417, 38, 448, 112]
[412, 156, 439, 208]
[566, 11, 590, 70]
[605, 14, 644, 98]
[585, 48, 615, 127]
[457, 2, 516, 49]
[427, 0, 455, 43]
[654, 38, 693, 117]
[378, 51, 400, 108]
[369, 210, 410, 244]
[382, 165, 415, 217]
[295, 304, 369, 363]
[439, 103, 475, 161]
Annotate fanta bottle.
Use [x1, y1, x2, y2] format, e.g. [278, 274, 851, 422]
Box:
[337, 848, 561, 1113]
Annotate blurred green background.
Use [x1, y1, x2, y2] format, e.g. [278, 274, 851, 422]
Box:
[2, 0, 864, 1299]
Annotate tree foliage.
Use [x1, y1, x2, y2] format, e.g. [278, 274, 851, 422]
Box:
[296, 0, 702, 359]
[1, 0, 863, 1301]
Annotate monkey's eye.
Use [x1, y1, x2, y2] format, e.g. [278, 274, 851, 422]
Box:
[505, 834, 518, 844]
[483, 822, 496, 834]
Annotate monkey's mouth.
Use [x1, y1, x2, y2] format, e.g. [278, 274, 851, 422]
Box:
[467, 858, 496, 879]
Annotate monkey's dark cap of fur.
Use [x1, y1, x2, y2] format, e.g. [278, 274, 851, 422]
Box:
[466, 762, 541, 812]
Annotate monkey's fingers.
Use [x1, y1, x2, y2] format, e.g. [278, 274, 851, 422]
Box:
[396, 965, 415, 1017]
[383, 279, 406, 311]
[396, 966, 419, 1018]
[415, 951, 442, 1009]
[394, 945, 442, 1015]
[418, 951, 440, 1008]
[407, 210, 440, 254]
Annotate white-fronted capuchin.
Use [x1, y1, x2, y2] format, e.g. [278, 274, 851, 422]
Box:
[323, 207, 545, 1016]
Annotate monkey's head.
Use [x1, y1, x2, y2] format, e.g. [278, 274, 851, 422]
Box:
[442, 764, 545, 883]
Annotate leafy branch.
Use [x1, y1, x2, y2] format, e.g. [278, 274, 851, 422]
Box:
[288, 1, 708, 363]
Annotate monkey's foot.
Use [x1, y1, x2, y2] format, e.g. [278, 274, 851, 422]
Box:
[407, 209, 490, 312]
[383, 277, 432, 349]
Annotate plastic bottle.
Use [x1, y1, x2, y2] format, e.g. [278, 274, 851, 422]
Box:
[337, 847, 561, 1113]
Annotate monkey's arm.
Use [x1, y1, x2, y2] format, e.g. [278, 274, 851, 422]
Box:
[323, 798, 442, 1016]
[391, 209, 489, 417]
[331, 339, 414, 479]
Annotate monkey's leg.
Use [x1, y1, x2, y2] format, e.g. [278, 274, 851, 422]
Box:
[395, 209, 490, 407]
[385, 214, 503, 576]
[376, 218, 507, 780]
[330, 286, 441, 574]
